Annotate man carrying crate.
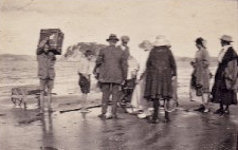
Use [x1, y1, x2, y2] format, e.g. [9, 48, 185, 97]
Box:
[37, 35, 56, 114]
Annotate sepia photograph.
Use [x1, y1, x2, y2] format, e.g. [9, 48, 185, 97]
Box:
[0, 0, 238, 149]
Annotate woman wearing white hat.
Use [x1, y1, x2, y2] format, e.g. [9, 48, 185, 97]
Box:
[144, 36, 177, 123]
[126, 40, 153, 119]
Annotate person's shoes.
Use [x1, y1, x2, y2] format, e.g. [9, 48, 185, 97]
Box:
[119, 102, 126, 108]
[36, 109, 44, 116]
[137, 113, 148, 119]
[214, 108, 223, 114]
[106, 114, 118, 119]
[47, 107, 54, 113]
[224, 109, 230, 115]
[163, 118, 170, 123]
[125, 108, 133, 114]
[36, 112, 43, 116]
[149, 118, 159, 124]
[219, 111, 225, 116]
[194, 105, 205, 112]
[98, 114, 106, 119]
[80, 109, 91, 113]
[203, 108, 210, 113]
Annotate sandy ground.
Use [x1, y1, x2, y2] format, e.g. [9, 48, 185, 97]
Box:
[0, 94, 237, 150]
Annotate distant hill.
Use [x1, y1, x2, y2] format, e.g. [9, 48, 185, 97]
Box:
[63, 42, 218, 63]
[63, 42, 106, 61]
[0, 47, 218, 64]
[0, 54, 36, 61]
[175, 56, 217, 62]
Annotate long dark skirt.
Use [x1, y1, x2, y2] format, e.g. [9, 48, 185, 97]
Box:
[211, 67, 237, 105]
[144, 70, 173, 100]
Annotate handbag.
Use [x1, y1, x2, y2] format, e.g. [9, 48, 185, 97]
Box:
[196, 84, 203, 96]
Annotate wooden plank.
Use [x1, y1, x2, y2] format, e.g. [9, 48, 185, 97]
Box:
[59, 105, 101, 114]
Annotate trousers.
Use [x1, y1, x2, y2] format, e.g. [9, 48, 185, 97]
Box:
[101, 83, 120, 115]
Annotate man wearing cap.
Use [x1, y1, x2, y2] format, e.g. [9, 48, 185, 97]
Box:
[96, 34, 128, 119]
[211, 35, 238, 115]
[119, 35, 139, 106]
[119, 36, 130, 58]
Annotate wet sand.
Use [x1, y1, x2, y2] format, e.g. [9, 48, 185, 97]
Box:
[0, 95, 237, 150]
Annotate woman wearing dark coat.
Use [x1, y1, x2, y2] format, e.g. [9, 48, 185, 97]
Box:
[144, 36, 177, 123]
[211, 35, 238, 115]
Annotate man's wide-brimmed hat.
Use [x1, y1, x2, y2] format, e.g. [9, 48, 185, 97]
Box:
[139, 40, 152, 49]
[106, 34, 119, 42]
[153, 35, 171, 47]
[220, 35, 233, 42]
[121, 36, 130, 42]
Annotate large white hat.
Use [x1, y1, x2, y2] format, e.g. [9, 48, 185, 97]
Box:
[153, 35, 171, 47]
[220, 35, 233, 42]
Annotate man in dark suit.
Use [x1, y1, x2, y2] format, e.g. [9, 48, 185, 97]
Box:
[96, 34, 128, 119]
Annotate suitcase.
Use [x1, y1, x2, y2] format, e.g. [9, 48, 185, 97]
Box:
[38, 28, 64, 55]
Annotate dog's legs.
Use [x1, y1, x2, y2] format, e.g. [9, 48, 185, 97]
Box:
[36, 95, 41, 109]
[11, 98, 17, 106]
[22, 89, 27, 110]
[16, 89, 23, 107]
[11, 89, 17, 106]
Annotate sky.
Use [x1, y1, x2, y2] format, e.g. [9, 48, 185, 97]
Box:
[0, 0, 237, 59]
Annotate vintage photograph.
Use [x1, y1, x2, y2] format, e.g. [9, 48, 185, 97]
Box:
[0, 0, 237, 149]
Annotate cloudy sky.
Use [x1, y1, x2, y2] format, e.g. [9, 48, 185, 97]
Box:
[0, 0, 237, 58]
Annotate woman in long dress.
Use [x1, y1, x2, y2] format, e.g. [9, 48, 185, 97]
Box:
[211, 35, 238, 115]
[144, 36, 177, 123]
[192, 37, 211, 113]
[126, 40, 153, 119]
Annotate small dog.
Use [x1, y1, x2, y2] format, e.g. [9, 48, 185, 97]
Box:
[11, 87, 41, 109]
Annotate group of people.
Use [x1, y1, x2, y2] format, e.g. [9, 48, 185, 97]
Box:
[88, 34, 178, 123]
[190, 35, 238, 116]
[36, 33, 238, 123]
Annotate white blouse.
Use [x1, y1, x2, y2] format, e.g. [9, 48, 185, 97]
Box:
[136, 50, 150, 80]
[218, 45, 231, 63]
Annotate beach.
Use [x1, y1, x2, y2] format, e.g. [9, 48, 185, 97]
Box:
[0, 58, 237, 150]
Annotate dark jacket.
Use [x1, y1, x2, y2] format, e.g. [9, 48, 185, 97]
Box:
[36, 40, 56, 80]
[211, 47, 238, 105]
[96, 45, 128, 84]
[144, 46, 177, 99]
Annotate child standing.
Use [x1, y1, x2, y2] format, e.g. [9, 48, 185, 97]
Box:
[78, 50, 94, 113]
[120, 55, 139, 107]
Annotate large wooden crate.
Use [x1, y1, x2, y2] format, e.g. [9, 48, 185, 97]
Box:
[37, 28, 64, 55]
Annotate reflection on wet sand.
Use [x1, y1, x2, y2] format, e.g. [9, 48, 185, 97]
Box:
[41, 113, 56, 150]
[0, 104, 237, 150]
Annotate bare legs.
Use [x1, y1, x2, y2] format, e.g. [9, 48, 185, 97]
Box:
[40, 90, 45, 113]
[79, 93, 91, 113]
[81, 93, 87, 110]
[194, 93, 210, 113]
[202, 93, 210, 112]
[40, 88, 52, 113]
